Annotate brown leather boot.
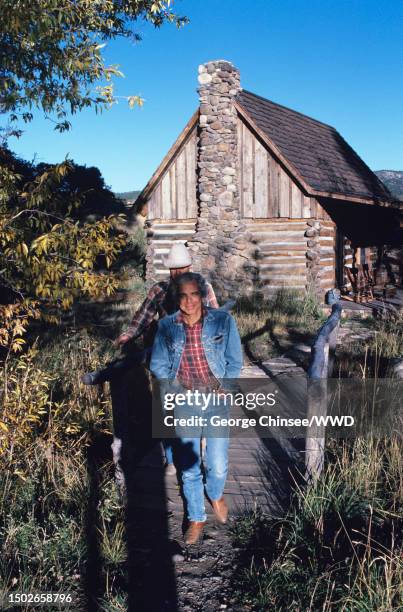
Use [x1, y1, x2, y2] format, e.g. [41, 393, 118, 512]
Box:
[211, 496, 228, 524]
[184, 521, 206, 545]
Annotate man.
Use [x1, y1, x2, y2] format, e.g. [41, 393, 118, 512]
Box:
[115, 243, 218, 348]
[150, 272, 243, 545]
[83, 243, 218, 474]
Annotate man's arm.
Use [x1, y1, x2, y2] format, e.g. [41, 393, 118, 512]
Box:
[115, 284, 163, 345]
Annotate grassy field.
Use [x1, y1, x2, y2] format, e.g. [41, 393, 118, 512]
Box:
[0, 302, 139, 610]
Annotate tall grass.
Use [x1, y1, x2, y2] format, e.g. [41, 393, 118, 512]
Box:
[231, 438, 403, 611]
[335, 309, 403, 378]
[234, 288, 325, 362]
[0, 329, 129, 610]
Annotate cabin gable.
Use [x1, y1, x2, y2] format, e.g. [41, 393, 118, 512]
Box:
[237, 115, 332, 221]
[146, 125, 197, 221]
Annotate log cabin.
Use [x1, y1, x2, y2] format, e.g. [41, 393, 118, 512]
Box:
[136, 60, 402, 301]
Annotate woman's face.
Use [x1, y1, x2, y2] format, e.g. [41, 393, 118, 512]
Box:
[177, 280, 202, 317]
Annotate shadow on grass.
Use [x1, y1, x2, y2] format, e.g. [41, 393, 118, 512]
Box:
[83, 430, 112, 611]
[110, 362, 179, 612]
[236, 296, 310, 519]
[76, 353, 179, 610]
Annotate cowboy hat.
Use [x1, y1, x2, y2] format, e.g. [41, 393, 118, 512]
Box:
[163, 243, 192, 268]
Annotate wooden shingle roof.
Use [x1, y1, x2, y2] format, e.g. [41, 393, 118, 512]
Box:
[236, 89, 393, 204]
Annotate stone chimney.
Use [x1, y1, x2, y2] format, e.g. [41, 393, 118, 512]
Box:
[188, 60, 252, 300]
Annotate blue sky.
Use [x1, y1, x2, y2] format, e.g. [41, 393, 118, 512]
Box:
[7, 0, 403, 192]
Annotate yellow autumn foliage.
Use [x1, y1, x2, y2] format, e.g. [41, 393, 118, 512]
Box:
[0, 158, 128, 353]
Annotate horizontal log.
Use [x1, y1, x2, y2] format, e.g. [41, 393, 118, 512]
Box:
[251, 237, 307, 244]
[246, 218, 309, 224]
[154, 269, 170, 275]
[151, 218, 197, 223]
[257, 256, 308, 263]
[150, 237, 194, 244]
[318, 232, 335, 239]
[261, 286, 306, 293]
[318, 265, 335, 272]
[151, 229, 196, 235]
[259, 263, 308, 272]
[247, 221, 308, 228]
[150, 223, 196, 234]
[149, 239, 190, 245]
[260, 274, 307, 282]
[258, 241, 306, 248]
[251, 229, 307, 235]
[248, 226, 306, 232]
[257, 256, 307, 263]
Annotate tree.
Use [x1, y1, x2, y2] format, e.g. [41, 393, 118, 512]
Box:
[0, 148, 128, 351]
[0, 1, 188, 352]
[0, 0, 187, 133]
[35, 161, 128, 219]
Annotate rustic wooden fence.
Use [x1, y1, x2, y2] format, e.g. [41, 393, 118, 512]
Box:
[305, 291, 342, 481]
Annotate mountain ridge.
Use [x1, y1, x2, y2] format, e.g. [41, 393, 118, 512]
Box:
[115, 190, 141, 201]
[375, 170, 403, 200]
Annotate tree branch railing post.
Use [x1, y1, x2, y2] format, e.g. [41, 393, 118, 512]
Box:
[305, 289, 342, 482]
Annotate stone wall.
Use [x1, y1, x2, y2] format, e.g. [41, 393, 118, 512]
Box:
[187, 60, 255, 300]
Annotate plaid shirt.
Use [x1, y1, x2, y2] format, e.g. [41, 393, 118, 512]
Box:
[176, 311, 218, 389]
[125, 280, 218, 341]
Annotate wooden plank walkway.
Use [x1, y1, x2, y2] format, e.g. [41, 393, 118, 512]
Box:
[126, 360, 307, 520]
[115, 359, 308, 610]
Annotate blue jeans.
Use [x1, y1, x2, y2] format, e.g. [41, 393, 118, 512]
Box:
[175, 394, 229, 522]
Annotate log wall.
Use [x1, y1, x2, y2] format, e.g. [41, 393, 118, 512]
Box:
[245, 219, 308, 296]
[245, 218, 336, 298]
[316, 219, 336, 293]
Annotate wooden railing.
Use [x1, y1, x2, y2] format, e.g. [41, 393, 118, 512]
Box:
[305, 290, 342, 482]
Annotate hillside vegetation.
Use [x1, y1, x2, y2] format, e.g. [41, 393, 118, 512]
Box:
[115, 190, 141, 202]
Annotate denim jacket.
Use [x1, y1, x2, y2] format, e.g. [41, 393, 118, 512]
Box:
[150, 308, 243, 386]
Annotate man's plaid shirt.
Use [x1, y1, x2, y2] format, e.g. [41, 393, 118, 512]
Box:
[176, 310, 218, 389]
[125, 280, 218, 341]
